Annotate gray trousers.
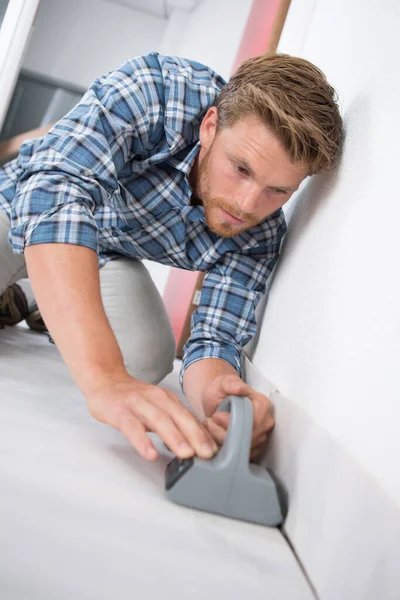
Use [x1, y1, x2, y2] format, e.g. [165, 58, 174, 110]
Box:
[0, 211, 176, 384]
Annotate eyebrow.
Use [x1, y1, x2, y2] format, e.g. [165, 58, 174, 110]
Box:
[267, 185, 296, 192]
[228, 152, 297, 192]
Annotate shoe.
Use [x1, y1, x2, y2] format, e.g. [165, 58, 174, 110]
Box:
[0, 283, 29, 326]
[0, 283, 49, 334]
[26, 305, 48, 333]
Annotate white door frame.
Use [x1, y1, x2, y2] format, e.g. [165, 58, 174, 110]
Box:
[0, 0, 41, 131]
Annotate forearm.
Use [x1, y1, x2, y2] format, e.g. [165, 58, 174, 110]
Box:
[182, 357, 238, 419]
[24, 243, 128, 396]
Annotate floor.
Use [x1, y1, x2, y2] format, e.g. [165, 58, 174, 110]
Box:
[0, 324, 314, 600]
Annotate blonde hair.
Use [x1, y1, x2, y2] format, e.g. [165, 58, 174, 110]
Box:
[215, 53, 343, 174]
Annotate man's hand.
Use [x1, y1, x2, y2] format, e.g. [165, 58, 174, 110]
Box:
[86, 372, 219, 462]
[201, 374, 275, 461]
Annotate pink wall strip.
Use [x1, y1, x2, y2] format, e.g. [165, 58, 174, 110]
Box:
[232, 0, 284, 73]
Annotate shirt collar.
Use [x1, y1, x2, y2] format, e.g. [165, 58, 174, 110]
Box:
[180, 141, 201, 177]
[166, 142, 200, 206]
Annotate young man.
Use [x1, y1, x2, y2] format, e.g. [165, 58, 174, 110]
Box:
[0, 52, 343, 462]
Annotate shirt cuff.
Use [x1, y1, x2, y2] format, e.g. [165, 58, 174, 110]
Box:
[179, 343, 243, 394]
[10, 208, 99, 255]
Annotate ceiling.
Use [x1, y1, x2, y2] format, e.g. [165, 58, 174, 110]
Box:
[105, 0, 202, 19]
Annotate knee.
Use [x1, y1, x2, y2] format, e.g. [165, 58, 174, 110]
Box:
[118, 319, 176, 384]
[100, 258, 177, 385]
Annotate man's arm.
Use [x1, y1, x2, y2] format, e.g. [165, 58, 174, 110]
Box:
[0, 122, 55, 163]
[180, 221, 287, 452]
[24, 243, 126, 394]
[25, 242, 218, 462]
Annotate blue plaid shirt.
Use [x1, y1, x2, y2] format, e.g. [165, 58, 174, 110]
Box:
[0, 52, 287, 387]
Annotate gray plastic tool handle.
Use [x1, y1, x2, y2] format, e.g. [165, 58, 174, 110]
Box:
[166, 395, 283, 526]
[214, 395, 254, 470]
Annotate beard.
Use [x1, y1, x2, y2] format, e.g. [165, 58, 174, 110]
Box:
[196, 148, 260, 238]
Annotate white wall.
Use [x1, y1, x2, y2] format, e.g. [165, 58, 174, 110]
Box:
[0, 0, 41, 130]
[249, 0, 400, 597]
[256, 0, 400, 510]
[160, 0, 253, 80]
[23, 0, 252, 90]
[23, 0, 167, 89]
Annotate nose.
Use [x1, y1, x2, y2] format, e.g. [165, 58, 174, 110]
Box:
[235, 184, 263, 215]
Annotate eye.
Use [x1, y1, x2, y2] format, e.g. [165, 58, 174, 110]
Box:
[272, 188, 288, 195]
[235, 163, 250, 176]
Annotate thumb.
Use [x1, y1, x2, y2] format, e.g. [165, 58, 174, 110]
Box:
[203, 374, 250, 417]
[221, 375, 250, 397]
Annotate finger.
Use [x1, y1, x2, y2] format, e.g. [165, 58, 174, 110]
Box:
[132, 392, 218, 460]
[213, 399, 269, 441]
[205, 417, 227, 447]
[253, 414, 274, 440]
[250, 435, 268, 460]
[165, 391, 217, 445]
[213, 403, 271, 435]
[132, 396, 201, 459]
[251, 432, 268, 449]
[211, 411, 230, 429]
[250, 445, 263, 461]
[151, 389, 218, 459]
[251, 397, 274, 438]
[211, 410, 269, 446]
[250, 396, 265, 429]
[115, 406, 159, 462]
[220, 375, 251, 399]
[213, 379, 273, 438]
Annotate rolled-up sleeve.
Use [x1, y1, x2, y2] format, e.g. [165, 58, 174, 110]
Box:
[180, 215, 287, 389]
[10, 58, 155, 254]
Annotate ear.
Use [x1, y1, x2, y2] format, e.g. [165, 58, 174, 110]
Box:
[199, 106, 218, 151]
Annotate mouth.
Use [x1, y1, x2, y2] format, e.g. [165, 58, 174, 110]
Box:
[219, 208, 246, 225]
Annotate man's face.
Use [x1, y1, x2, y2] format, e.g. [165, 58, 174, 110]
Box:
[193, 109, 310, 238]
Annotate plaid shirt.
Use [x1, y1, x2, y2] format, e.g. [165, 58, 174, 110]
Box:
[0, 52, 287, 387]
